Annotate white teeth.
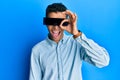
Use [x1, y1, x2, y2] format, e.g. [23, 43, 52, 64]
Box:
[51, 31, 61, 38]
[53, 31, 59, 34]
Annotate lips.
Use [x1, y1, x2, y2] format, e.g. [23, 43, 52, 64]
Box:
[51, 31, 60, 39]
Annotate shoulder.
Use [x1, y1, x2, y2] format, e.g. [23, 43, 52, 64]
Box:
[31, 39, 48, 53]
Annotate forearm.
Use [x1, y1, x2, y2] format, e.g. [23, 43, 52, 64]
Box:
[75, 33, 110, 68]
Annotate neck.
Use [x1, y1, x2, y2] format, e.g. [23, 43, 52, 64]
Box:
[48, 33, 63, 43]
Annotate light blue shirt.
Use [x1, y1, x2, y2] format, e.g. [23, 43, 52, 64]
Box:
[29, 33, 110, 80]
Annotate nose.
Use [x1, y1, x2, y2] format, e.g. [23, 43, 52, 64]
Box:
[53, 25, 59, 29]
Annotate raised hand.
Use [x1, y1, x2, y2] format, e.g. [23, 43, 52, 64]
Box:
[60, 10, 79, 35]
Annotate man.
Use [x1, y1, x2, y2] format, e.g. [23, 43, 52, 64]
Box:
[29, 3, 110, 80]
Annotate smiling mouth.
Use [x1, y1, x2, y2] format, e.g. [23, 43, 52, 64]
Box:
[51, 31, 61, 38]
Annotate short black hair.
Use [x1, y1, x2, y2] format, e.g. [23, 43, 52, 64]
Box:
[46, 3, 67, 17]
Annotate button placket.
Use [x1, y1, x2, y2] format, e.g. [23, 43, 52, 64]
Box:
[56, 42, 64, 80]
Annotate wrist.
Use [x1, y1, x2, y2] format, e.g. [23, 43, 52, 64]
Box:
[73, 30, 79, 35]
[73, 30, 82, 39]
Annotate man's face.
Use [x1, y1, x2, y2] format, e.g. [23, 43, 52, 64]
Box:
[47, 12, 66, 43]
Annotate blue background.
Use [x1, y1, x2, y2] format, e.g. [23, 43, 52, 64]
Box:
[0, 0, 120, 80]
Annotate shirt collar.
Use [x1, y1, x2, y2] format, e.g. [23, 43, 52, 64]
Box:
[46, 33, 67, 46]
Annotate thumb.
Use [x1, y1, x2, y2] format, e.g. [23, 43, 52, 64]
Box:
[59, 19, 70, 30]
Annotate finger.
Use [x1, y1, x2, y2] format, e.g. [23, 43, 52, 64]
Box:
[59, 19, 70, 30]
[65, 10, 76, 21]
[63, 10, 72, 19]
[66, 10, 74, 18]
[73, 13, 77, 22]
